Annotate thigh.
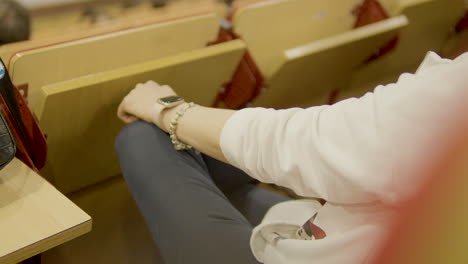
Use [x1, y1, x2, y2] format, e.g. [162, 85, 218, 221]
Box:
[227, 184, 291, 226]
[202, 154, 291, 226]
[202, 154, 257, 193]
[115, 121, 259, 264]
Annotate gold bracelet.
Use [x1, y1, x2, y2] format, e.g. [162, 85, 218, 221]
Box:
[168, 102, 197, 151]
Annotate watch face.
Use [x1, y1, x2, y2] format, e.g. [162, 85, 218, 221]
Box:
[0, 62, 5, 80]
[158, 96, 184, 106]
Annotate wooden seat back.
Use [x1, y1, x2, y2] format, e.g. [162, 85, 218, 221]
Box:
[232, 0, 401, 80]
[8, 13, 220, 113]
[253, 15, 408, 108]
[29, 0, 226, 40]
[36, 40, 246, 193]
[0, 0, 225, 61]
[341, 0, 466, 101]
[231, 0, 406, 108]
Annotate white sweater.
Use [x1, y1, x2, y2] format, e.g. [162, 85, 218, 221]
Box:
[219, 52, 468, 264]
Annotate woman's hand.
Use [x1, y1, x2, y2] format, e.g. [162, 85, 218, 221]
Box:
[118, 79, 235, 163]
[117, 80, 177, 125]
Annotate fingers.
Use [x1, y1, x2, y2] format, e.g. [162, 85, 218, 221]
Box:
[121, 115, 138, 124]
[117, 102, 138, 123]
[145, 80, 159, 86]
[117, 97, 130, 122]
[141, 80, 175, 95]
[116, 80, 176, 123]
[133, 80, 171, 94]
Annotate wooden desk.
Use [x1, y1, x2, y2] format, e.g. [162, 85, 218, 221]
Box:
[0, 159, 92, 264]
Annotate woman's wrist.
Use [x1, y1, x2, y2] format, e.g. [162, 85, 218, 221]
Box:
[160, 103, 188, 132]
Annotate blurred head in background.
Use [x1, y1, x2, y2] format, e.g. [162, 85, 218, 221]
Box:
[0, 0, 31, 45]
[149, 0, 170, 8]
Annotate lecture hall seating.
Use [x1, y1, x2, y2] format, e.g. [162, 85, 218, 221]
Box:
[9, 13, 221, 112]
[341, 0, 466, 101]
[0, 0, 226, 61]
[229, 0, 408, 108]
[8, 13, 246, 194]
[29, 0, 227, 40]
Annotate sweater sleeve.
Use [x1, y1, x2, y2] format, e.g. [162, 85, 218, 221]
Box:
[220, 52, 468, 204]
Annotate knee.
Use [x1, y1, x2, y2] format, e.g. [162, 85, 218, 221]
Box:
[115, 121, 167, 155]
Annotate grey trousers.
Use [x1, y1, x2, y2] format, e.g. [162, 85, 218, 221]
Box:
[115, 121, 289, 264]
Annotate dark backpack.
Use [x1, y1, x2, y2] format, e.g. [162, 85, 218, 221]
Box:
[0, 58, 47, 170]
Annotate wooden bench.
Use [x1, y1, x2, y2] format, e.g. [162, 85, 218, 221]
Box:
[232, 0, 401, 15]
[231, 0, 406, 108]
[0, 0, 226, 62]
[341, 0, 466, 101]
[8, 13, 220, 113]
[7, 12, 246, 194]
[33, 40, 245, 194]
[253, 16, 408, 108]
[29, 0, 227, 41]
[0, 158, 91, 264]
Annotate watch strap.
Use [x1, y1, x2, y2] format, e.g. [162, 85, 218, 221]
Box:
[152, 96, 185, 125]
[152, 102, 166, 125]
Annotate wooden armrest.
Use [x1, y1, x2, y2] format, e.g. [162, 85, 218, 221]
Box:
[280, 15, 408, 73]
[399, 0, 433, 9]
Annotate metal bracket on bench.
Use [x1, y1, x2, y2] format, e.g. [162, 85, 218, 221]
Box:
[17, 83, 28, 99]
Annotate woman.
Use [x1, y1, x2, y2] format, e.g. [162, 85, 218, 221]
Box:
[116, 51, 468, 264]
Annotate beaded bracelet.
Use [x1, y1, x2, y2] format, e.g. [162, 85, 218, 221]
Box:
[168, 102, 197, 151]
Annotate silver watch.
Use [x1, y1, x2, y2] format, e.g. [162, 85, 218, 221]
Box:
[157, 96, 185, 109]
